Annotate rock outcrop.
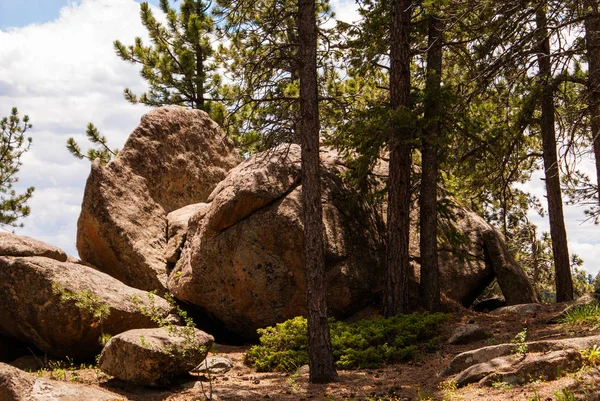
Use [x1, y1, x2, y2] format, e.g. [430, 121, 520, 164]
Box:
[169, 145, 386, 338]
[442, 334, 600, 381]
[99, 327, 213, 386]
[72, 108, 536, 338]
[166, 144, 537, 337]
[165, 203, 209, 265]
[0, 252, 178, 358]
[447, 324, 490, 345]
[456, 349, 583, 387]
[77, 106, 240, 292]
[0, 363, 120, 401]
[0, 232, 67, 262]
[434, 207, 538, 307]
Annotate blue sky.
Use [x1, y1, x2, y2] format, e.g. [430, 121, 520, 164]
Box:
[0, 0, 598, 277]
[0, 0, 164, 29]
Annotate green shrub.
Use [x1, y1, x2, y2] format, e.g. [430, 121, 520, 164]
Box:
[559, 303, 600, 327]
[244, 313, 450, 372]
[511, 328, 528, 356]
[580, 344, 600, 367]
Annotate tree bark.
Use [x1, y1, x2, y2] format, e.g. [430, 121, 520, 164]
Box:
[383, 0, 413, 317]
[297, 0, 337, 383]
[195, 41, 205, 110]
[536, 4, 573, 302]
[419, 13, 443, 313]
[585, 0, 600, 207]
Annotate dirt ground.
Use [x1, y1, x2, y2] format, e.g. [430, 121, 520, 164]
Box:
[32, 302, 600, 401]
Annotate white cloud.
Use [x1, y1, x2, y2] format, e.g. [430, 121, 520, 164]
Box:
[330, 0, 361, 23]
[0, 0, 155, 256]
[524, 163, 600, 276]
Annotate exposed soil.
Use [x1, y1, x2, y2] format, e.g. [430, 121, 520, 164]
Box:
[30, 302, 600, 401]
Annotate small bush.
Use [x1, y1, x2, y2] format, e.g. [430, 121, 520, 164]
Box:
[244, 313, 450, 372]
[130, 291, 205, 358]
[560, 303, 600, 328]
[511, 328, 528, 356]
[581, 344, 600, 367]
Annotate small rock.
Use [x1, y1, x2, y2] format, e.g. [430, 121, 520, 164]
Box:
[99, 327, 213, 386]
[193, 356, 234, 374]
[9, 355, 44, 372]
[472, 298, 506, 313]
[491, 303, 543, 316]
[297, 365, 310, 375]
[448, 324, 490, 345]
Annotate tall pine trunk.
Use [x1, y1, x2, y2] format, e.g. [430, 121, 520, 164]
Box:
[297, 0, 337, 383]
[419, 14, 443, 313]
[585, 0, 600, 207]
[194, 0, 205, 111]
[535, 4, 573, 302]
[383, 0, 413, 317]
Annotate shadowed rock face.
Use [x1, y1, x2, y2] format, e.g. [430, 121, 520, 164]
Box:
[76, 106, 240, 292]
[0, 254, 178, 358]
[168, 145, 386, 339]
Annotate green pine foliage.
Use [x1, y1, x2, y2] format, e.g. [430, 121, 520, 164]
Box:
[559, 303, 600, 327]
[214, 0, 343, 153]
[243, 313, 449, 372]
[66, 123, 118, 165]
[0, 107, 34, 227]
[114, 0, 222, 114]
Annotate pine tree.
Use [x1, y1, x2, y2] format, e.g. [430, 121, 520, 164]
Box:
[214, 0, 339, 152]
[68, 0, 221, 164]
[114, 0, 222, 114]
[298, 0, 337, 383]
[383, 0, 413, 316]
[535, 1, 573, 302]
[584, 0, 600, 209]
[419, 11, 443, 312]
[0, 108, 34, 227]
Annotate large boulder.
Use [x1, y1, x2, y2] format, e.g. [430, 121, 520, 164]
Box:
[0, 363, 120, 401]
[99, 327, 213, 386]
[77, 106, 240, 292]
[434, 207, 538, 306]
[169, 144, 386, 338]
[167, 145, 536, 337]
[0, 254, 178, 358]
